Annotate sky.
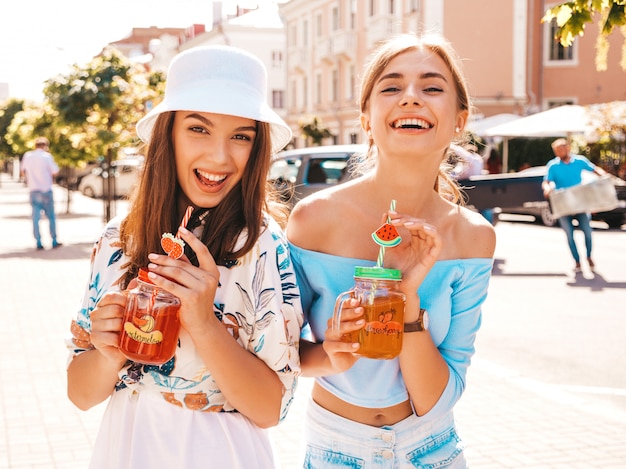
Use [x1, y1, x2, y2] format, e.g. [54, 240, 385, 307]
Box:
[0, 0, 274, 102]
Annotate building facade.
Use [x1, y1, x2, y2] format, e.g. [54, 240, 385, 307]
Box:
[279, 0, 626, 147]
[179, 2, 288, 124]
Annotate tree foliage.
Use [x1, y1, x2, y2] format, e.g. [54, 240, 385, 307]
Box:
[543, 0, 626, 71]
[299, 115, 333, 146]
[0, 99, 24, 161]
[43, 46, 164, 164]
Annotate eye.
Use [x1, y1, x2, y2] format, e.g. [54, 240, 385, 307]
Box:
[189, 125, 208, 134]
[381, 85, 400, 93]
[424, 86, 443, 93]
[233, 134, 253, 141]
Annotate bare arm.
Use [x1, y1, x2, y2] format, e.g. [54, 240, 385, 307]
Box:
[67, 292, 128, 410]
[387, 213, 495, 415]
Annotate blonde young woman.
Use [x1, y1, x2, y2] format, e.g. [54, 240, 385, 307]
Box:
[66, 45, 303, 468]
[287, 34, 496, 468]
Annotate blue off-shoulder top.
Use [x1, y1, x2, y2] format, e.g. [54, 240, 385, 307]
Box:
[289, 243, 493, 421]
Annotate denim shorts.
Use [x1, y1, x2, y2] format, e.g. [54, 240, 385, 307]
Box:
[302, 398, 467, 469]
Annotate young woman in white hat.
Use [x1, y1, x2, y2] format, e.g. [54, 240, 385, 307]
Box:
[66, 45, 303, 468]
[287, 34, 495, 468]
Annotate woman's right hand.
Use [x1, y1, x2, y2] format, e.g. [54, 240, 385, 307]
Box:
[322, 298, 364, 374]
[89, 291, 127, 366]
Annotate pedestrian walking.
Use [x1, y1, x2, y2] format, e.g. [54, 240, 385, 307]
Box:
[66, 45, 303, 469]
[286, 33, 496, 468]
[542, 138, 606, 272]
[20, 136, 61, 250]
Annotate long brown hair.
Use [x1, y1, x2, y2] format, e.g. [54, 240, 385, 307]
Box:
[357, 33, 473, 204]
[119, 111, 288, 289]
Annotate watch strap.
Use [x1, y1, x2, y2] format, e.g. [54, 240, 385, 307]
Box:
[404, 309, 428, 332]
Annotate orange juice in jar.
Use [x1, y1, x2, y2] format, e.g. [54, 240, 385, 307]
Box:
[119, 268, 181, 365]
[333, 266, 405, 359]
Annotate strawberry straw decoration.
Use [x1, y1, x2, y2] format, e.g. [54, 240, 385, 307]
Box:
[161, 205, 194, 259]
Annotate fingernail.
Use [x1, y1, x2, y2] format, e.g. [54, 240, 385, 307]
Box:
[148, 263, 157, 269]
[356, 319, 365, 326]
[179, 227, 189, 234]
[148, 253, 158, 260]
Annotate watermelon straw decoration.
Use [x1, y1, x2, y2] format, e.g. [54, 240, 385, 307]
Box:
[372, 200, 401, 267]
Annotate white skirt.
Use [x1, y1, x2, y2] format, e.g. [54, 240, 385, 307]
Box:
[89, 389, 278, 469]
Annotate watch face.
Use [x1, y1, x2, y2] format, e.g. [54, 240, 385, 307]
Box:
[423, 310, 429, 331]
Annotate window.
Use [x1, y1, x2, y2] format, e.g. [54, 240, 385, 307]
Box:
[316, 73, 322, 105]
[291, 80, 297, 108]
[370, 0, 375, 16]
[303, 77, 308, 107]
[389, 0, 395, 14]
[546, 17, 575, 62]
[332, 69, 338, 102]
[303, 20, 309, 47]
[316, 13, 323, 37]
[332, 6, 340, 30]
[347, 65, 355, 101]
[350, 0, 357, 29]
[272, 50, 283, 68]
[290, 25, 297, 47]
[410, 0, 418, 12]
[272, 90, 284, 109]
[547, 99, 575, 108]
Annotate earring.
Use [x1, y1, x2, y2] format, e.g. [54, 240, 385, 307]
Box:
[455, 126, 461, 132]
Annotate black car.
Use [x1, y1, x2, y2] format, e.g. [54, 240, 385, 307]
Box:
[461, 166, 626, 228]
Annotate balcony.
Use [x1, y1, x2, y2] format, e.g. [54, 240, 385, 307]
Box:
[331, 31, 355, 60]
[288, 47, 308, 73]
[315, 38, 333, 64]
[366, 16, 402, 49]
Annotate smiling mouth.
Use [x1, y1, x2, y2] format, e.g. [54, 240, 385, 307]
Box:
[195, 169, 227, 187]
[392, 118, 433, 129]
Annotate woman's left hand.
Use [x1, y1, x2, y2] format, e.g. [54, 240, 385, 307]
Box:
[145, 227, 221, 332]
[384, 211, 442, 292]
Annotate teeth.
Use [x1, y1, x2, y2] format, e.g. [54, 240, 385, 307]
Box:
[393, 118, 431, 129]
[196, 169, 226, 182]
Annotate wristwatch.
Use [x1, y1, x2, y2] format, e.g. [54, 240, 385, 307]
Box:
[404, 309, 429, 332]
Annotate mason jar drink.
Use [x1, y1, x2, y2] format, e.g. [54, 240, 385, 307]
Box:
[333, 266, 406, 359]
[119, 268, 181, 365]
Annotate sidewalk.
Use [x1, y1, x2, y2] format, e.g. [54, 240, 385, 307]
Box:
[1, 172, 625, 468]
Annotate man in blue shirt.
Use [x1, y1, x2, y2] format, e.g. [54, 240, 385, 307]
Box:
[541, 138, 606, 272]
[20, 137, 62, 250]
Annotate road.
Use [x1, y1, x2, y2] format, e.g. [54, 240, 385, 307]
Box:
[481, 214, 626, 414]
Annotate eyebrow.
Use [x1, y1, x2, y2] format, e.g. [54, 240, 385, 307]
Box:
[377, 71, 448, 83]
[183, 112, 257, 132]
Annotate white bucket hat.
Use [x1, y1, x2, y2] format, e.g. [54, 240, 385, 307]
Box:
[136, 45, 292, 153]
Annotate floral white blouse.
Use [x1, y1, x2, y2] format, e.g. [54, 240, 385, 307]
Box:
[67, 214, 304, 420]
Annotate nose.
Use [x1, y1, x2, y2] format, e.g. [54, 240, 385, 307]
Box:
[400, 85, 422, 107]
[208, 138, 230, 163]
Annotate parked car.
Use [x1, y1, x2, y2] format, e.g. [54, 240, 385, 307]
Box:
[55, 161, 100, 190]
[496, 166, 626, 228]
[269, 144, 367, 207]
[78, 158, 143, 199]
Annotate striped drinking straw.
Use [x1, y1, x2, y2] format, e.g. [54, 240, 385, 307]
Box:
[176, 206, 194, 238]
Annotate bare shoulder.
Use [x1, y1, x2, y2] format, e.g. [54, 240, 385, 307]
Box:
[443, 205, 496, 259]
[286, 184, 352, 251]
